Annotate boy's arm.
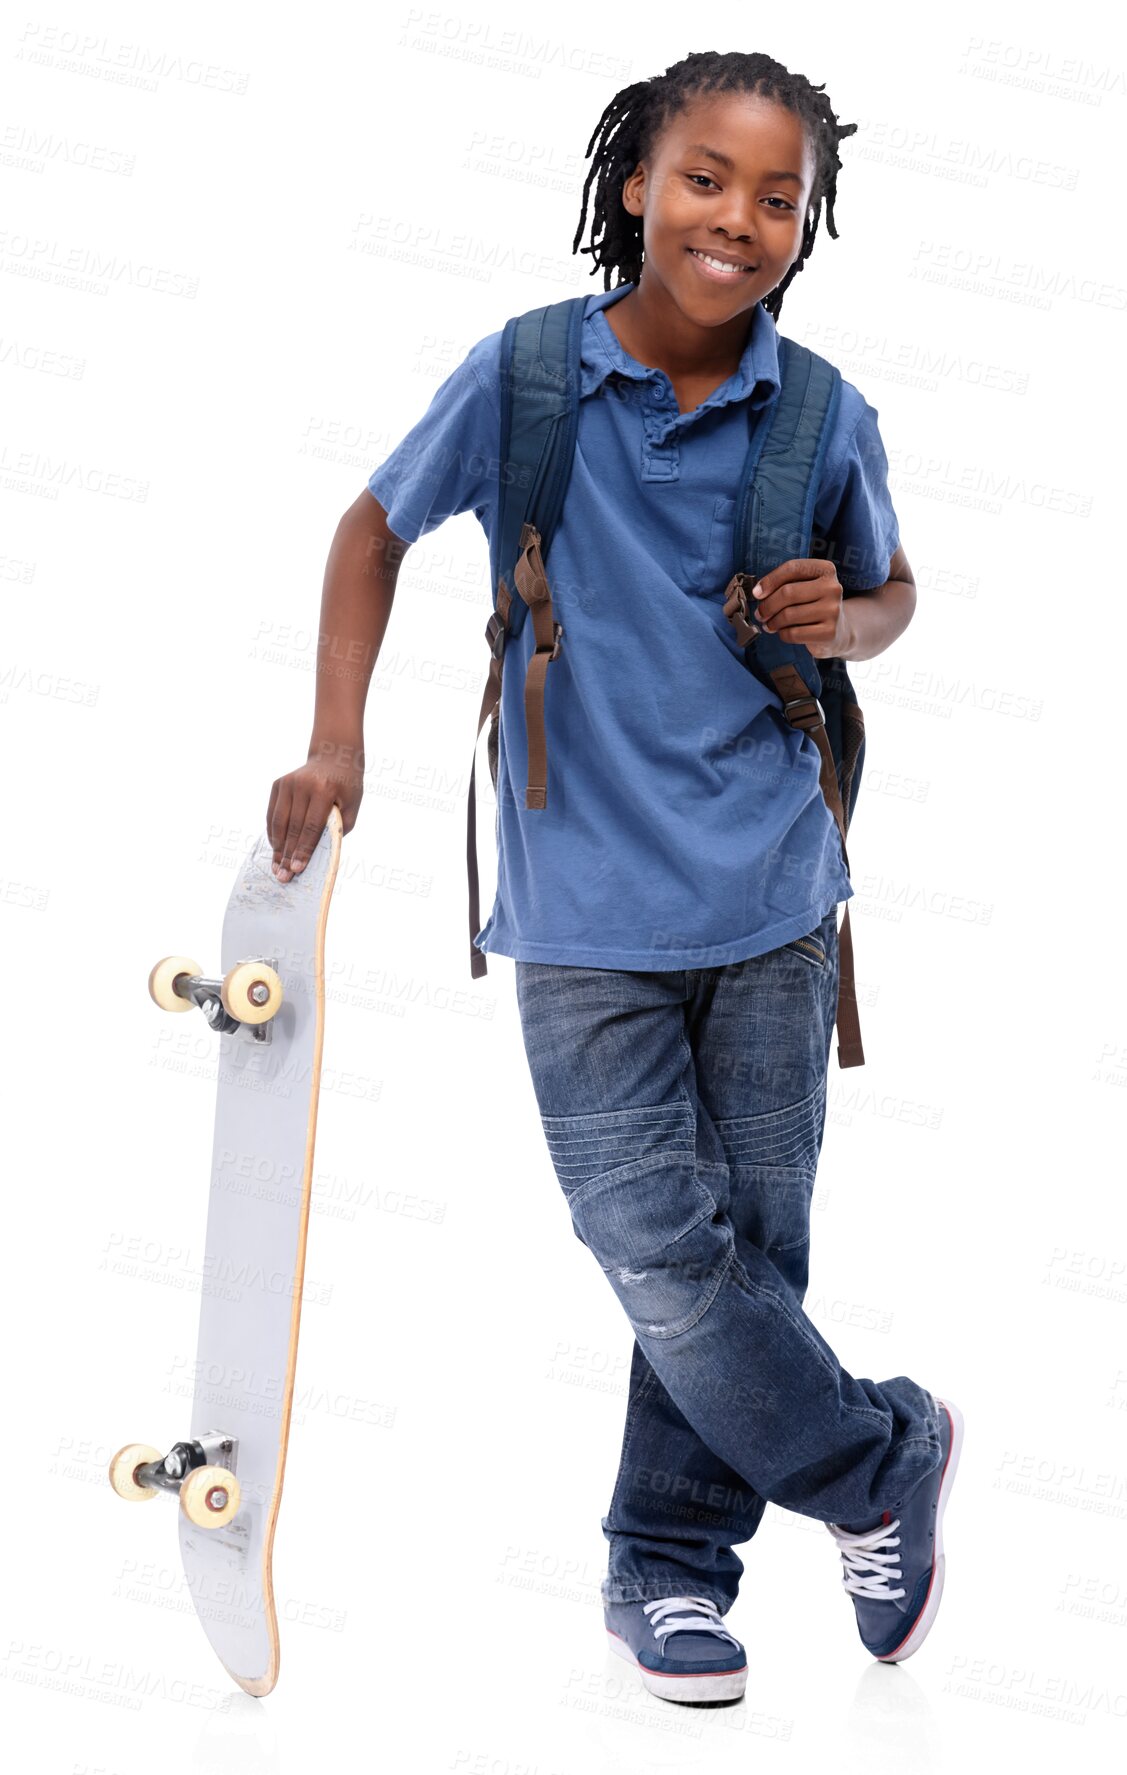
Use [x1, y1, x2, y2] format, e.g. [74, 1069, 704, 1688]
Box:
[838, 543, 916, 662]
[267, 489, 409, 881]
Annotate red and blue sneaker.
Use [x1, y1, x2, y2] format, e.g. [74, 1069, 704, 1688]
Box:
[604, 1594, 748, 1703]
[827, 1395, 964, 1661]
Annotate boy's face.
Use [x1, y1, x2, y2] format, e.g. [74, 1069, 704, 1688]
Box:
[621, 94, 816, 324]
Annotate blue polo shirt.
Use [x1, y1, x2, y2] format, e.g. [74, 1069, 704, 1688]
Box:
[368, 282, 900, 970]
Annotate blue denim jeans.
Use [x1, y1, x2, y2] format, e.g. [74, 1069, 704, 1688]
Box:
[514, 905, 943, 1612]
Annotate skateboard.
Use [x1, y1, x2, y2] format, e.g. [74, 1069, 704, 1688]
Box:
[109, 803, 344, 1696]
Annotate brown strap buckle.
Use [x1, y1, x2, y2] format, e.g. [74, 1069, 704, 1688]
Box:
[536, 621, 564, 661]
[723, 572, 761, 646]
[782, 693, 826, 730]
[485, 611, 506, 659]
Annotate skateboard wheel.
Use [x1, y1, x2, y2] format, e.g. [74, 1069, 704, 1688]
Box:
[108, 1442, 163, 1501]
[180, 1465, 241, 1528]
[221, 961, 283, 1026]
[148, 955, 204, 1012]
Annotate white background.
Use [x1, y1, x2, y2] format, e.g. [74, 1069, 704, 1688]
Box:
[3, 1, 1126, 1769]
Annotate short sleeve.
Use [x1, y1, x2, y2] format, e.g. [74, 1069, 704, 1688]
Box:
[813, 396, 900, 593]
[367, 334, 502, 544]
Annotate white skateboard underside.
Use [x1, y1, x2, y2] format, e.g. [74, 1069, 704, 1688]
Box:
[177, 812, 340, 1692]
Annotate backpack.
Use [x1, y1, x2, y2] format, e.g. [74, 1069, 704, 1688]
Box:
[465, 294, 868, 1069]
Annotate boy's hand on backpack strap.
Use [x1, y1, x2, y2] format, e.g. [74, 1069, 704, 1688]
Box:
[268, 741, 364, 881]
[750, 559, 851, 658]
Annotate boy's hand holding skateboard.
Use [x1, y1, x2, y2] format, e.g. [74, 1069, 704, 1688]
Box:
[268, 740, 364, 881]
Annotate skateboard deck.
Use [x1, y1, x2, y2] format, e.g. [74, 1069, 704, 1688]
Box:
[110, 804, 343, 1695]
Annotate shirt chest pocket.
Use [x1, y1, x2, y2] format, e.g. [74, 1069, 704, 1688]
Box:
[681, 495, 737, 596]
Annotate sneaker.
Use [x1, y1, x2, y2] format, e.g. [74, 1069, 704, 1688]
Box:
[827, 1395, 964, 1662]
[604, 1594, 748, 1704]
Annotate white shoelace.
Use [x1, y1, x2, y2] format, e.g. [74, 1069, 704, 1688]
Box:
[642, 1595, 741, 1649]
[827, 1517, 907, 1600]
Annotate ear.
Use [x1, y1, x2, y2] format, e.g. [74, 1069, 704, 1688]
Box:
[621, 161, 645, 216]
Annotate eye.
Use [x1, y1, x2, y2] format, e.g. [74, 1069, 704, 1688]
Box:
[685, 174, 796, 210]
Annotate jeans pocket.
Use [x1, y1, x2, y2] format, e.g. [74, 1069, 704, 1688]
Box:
[782, 930, 828, 968]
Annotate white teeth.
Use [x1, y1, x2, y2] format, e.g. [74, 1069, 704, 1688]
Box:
[691, 249, 751, 274]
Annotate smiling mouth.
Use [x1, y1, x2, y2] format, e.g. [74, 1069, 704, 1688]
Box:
[687, 247, 758, 280]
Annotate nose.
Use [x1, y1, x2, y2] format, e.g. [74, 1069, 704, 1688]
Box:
[713, 199, 758, 246]
[715, 220, 756, 246]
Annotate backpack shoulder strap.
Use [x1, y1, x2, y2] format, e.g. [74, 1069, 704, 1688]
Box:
[468, 296, 584, 981]
[724, 335, 866, 1069]
[726, 335, 842, 712]
[491, 295, 587, 620]
[735, 334, 842, 630]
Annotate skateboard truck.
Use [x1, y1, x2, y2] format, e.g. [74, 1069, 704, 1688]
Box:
[108, 1431, 242, 1529]
[148, 955, 284, 1043]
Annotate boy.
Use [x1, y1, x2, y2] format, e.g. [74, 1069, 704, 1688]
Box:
[267, 51, 963, 1706]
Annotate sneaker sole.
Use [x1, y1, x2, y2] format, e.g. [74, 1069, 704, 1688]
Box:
[606, 1627, 748, 1703]
[878, 1395, 965, 1662]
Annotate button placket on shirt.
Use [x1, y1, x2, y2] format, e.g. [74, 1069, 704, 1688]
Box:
[594, 319, 775, 483]
[641, 371, 681, 482]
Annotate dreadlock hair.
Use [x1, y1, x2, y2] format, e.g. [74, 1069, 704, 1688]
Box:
[572, 51, 857, 323]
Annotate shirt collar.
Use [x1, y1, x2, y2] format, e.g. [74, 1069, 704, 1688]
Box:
[580, 281, 782, 413]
